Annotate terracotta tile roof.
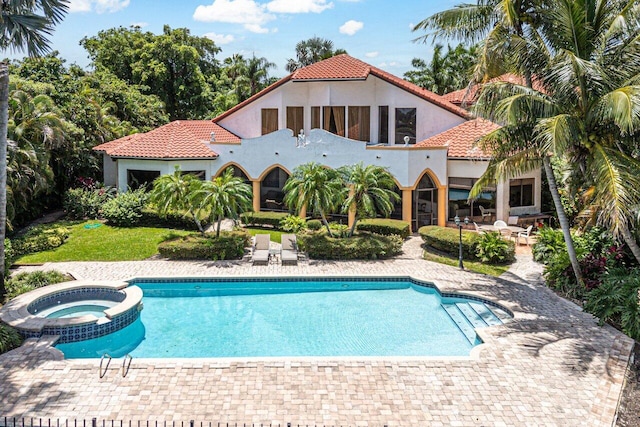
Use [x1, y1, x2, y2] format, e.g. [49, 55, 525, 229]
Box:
[415, 118, 500, 159]
[442, 73, 545, 106]
[214, 54, 469, 122]
[93, 121, 239, 159]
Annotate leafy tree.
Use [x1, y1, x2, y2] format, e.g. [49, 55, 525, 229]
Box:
[149, 166, 205, 234]
[283, 162, 343, 236]
[191, 168, 253, 237]
[81, 25, 221, 120]
[0, 0, 69, 295]
[338, 163, 399, 237]
[223, 54, 276, 102]
[404, 44, 478, 95]
[286, 37, 346, 72]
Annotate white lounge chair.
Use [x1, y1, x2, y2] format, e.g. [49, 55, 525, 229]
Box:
[518, 225, 534, 245]
[493, 220, 512, 238]
[479, 206, 493, 222]
[473, 222, 485, 234]
[252, 234, 271, 265]
[280, 234, 298, 265]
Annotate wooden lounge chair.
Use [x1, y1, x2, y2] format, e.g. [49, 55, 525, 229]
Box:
[280, 234, 298, 265]
[252, 234, 271, 265]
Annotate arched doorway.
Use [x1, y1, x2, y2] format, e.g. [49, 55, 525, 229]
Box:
[413, 173, 438, 229]
[219, 165, 250, 185]
[260, 166, 290, 211]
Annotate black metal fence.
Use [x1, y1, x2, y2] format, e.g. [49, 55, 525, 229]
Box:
[1, 419, 388, 427]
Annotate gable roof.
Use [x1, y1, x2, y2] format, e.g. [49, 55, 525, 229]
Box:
[214, 54, 470, 122]
[415, 118, 500, 159]
[93, 121, 239, 160]
[443, 73, 545, 107]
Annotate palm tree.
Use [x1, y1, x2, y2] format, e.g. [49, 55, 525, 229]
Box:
[148, 166, 205, 234]
[0, 0, 69, 296]
[339, 163, 400, 237]
[283, 162, 342, 236]
[285, 37, 345, 72]
[191, 168, 252, 237]
[414, 0, 586, 283]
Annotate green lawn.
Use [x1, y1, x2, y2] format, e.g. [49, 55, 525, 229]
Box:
[15, 221, 193, 264]
[422, 248, 511, 277]
[244, 227, 284, 244]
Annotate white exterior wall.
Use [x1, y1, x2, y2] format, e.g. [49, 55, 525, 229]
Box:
[102, 154, 118, 187]
[216, 76, 466, 143]
[210, 129, 448, 189]
[115, 159, 215, 192]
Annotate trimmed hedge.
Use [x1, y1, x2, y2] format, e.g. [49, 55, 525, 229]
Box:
[306, 219, 322, 230]
[298, 230, 403, 260]
[139, 208, 207, 231]
[357, 218, 411, 239]
[418, 225, 481, 260]
[241, 211, 290, 228]
[101, 189, 149, 227]
[157, 230, 251, 261]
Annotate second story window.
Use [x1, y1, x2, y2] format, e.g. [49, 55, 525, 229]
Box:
[379, 106, 389, 144]
[348, 106, 371, 142]
[323, 106, 345, 137]
[286, 107, 304, 135]
[311, 106, 321, 129]
[395, 107, 416, 144]
[261, 108, 278, 135]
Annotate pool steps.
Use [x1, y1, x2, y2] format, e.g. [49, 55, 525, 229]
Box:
[442, 302, 507, 344]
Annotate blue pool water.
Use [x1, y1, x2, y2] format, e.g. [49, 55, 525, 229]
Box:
[55, 279, 501, 359]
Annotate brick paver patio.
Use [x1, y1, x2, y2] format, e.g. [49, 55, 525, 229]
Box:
[0, 237, 634, 426]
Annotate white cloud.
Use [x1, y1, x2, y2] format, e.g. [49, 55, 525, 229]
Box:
[266, 0, 333, 13]
[365, 51, 378, 58]
[193, 0, 276, 33]
[131, 22, 149, 28]
[69, 0, 129, 13]
[339, 19, 363, 36]
[203, 32, 236, 45]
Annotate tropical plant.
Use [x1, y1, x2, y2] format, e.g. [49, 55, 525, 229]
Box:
[4, 269, 66, 302]
[279, 215, 306, 233]
[0, 323, 23, 354]
[0, 0, 69, 296]
[149, 167, 206, 233]
[285, 37, 346, 72]
[224, 54, 276, 102]
[338, 163, 400, 237]
[532, 226, 566, 264]
[283, 162, 342, 236]
[475, 231, 515, 264]
[191, 168, 253, 237]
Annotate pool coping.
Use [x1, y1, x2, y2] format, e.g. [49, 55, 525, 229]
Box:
[0, 280, 142, 334]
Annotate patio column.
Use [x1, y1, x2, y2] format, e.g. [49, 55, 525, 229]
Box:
[437, 185, 446, 227]
[252, 180, 261, 212]
[402, 189, 412, 232]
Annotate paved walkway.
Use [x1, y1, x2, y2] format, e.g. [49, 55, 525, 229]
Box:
[1, 237, 634, 426]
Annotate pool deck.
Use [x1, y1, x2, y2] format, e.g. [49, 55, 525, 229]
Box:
[0, 237, 634, 426]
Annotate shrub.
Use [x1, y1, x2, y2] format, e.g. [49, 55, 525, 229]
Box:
[584, 267, 640, 341]
[357, 218, 411, 239]
[476, 232, 515, 264]
[12, 226, 70, 257]
[64, 187, 115, 219]
[241, 211, 289, 228]
[157, 230, 251, 260]
[306, 219, 322, 230]
[5, 270, 67, 302]
[5, 238, 13, 271]
[298, 230, 403, 260]
[139, 207, 206, 231]
[532, 227, 566, 264]
[280, 215, 306, 233]
[329, 222, 350, 238]
[418, 226, 481, 260]
[0, 323, 23, 354]
[101, 189, 149, 227]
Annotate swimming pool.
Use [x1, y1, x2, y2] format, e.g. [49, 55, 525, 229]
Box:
[55, 277, 511, 359]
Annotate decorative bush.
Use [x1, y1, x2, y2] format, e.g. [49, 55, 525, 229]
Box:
[298, 230, 403, 260]
[11, 226, 70, 258]
[280, 215, 307, 233]
[63, 187, 115, 219]
[532, 227, 566, 264]
[329, 222, 350, 238]
[357, 218, 411, 239]
[4, 270, 67, 302]
[157, 230, 252, 260]
[418, 225, 481, 260]
[4, 238, 13, 272]
[0, 323, 23, 354]
[139, 207, 206, 231]
[475, 232, 515, 264]
[101, 188, 149, 227]
[241, 211, 289, 228]
[306, 219, 322, 230]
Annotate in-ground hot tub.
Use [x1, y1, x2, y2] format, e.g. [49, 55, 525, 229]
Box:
[0, 280, 143, 343]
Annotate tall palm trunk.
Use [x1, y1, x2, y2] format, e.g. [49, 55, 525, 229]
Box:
[620, 225, 640, 265]
[0, 62, 8, 298]
[320, 211, 333, 237]
[543, 156, 583, 284]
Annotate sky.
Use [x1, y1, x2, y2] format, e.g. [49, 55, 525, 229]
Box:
[28, 0, 461, 78]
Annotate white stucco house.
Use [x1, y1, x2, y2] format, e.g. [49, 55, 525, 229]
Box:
[93, 54, 542, 230]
